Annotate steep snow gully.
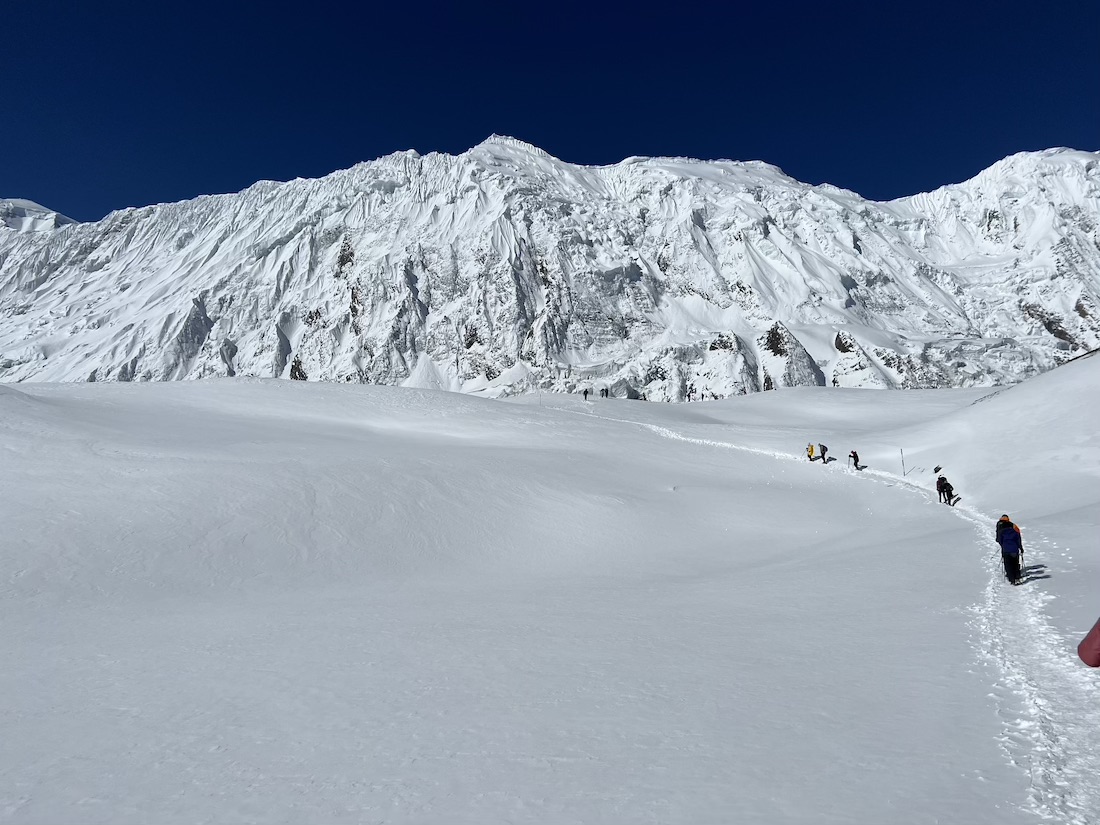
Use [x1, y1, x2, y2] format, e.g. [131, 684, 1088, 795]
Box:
[566, 405, 1100, 825]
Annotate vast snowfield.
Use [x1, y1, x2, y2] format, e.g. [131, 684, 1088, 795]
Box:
[2, 352, 1098, 824]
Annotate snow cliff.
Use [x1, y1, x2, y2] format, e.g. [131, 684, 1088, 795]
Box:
[0, 198, 76, 233]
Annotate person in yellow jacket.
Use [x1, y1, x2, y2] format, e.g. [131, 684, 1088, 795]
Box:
[806, 443, 815, 461]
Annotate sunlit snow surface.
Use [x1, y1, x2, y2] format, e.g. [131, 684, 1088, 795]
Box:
[1, 353, 1098, 823]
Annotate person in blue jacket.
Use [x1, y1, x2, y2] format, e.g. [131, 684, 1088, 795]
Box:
[995, 514, 1024, 585]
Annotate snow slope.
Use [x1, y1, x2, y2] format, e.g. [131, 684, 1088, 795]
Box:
[2, 354, 1098, 823]
[1, 139, 1098, 397]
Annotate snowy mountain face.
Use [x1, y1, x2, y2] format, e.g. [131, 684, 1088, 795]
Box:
[1, 139, 1098, 397]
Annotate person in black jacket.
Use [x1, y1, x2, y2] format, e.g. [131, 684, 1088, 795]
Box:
[936, 475, 947, 503]
[942, 479, 956, 505]
[995, 515, 1024, 584]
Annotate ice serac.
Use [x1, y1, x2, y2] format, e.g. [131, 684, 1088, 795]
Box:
[0, 199, 77, 232]
[1, 141, 1099, 397]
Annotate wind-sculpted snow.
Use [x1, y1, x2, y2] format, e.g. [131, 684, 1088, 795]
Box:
[1, 139, 1098, 396]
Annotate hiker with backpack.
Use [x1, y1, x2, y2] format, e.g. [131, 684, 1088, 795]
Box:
[818, 444, 828, 464]
[806, 443, 815, 461]
[942, 478, 956, 505]
[995, 514, 1024, 585]
[849, 450, 860, 470]
[936, 475, 948, 503]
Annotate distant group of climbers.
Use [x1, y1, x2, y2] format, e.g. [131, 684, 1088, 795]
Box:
[568, 389, 1096, 665]
[805, 443, 862, 471]
[802, 446, 1018, 584]
[796, 443, 1100, 669]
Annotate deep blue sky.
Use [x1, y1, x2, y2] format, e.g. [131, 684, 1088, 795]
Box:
[4, 1, 1096, 222]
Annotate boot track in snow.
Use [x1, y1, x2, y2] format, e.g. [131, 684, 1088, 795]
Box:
[571, 407, 1100, 824]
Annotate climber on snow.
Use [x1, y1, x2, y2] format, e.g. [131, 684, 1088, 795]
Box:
[942, 478, 956, 506]
[995, 514, 1024, 585]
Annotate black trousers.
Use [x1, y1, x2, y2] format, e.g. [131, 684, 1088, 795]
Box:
[1001, 551, 1021, 582]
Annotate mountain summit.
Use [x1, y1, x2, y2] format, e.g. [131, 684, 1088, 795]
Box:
[1, 141, 1098, 396]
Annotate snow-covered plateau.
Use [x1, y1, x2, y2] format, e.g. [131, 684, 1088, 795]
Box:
[2, 349, 1099, 823]
[2, 138, 1099, 397]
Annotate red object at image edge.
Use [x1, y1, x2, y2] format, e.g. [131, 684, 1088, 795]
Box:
[1078, 617, 1100, 667]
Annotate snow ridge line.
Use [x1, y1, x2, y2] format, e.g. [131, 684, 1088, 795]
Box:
[568, 407, 1100, 824]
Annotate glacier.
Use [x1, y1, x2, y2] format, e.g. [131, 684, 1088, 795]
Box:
[1, 137, 1098, 398]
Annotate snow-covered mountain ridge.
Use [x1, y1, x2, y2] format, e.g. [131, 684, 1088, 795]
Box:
[2, 138, 1098, 397]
